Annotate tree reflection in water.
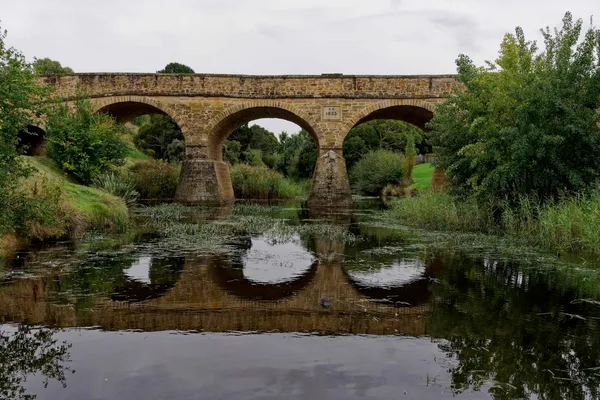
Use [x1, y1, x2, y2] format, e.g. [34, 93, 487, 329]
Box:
[0, 325, 72, 400]
[427, 255, 600, 399]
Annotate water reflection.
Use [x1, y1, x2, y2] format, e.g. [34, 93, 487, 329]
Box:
[111, 256, 185, 302]
[0, 325, 72, 400]
[2, 201, 600, 399]
[211, 235, 319, 300]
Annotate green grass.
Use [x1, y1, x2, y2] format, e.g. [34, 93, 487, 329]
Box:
[22, 156, 129, 233]
[410, 163, 435, 191]
[388, 188, 600, 255]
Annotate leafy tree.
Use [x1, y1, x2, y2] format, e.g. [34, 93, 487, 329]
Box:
[225, 124, 281, 166]
[45, 97, 129, 184]
[350, 149, 405, 195]
[32, 57, 73, 75]
[0, 25, 51, 233]
[430, 13, 600, 205]
[134, 114, 184, 162]
[343, 120, 427, 170]
[223, 140, 242, 164]
[157, 62, 194, 74]
[275, 129, 317, 180]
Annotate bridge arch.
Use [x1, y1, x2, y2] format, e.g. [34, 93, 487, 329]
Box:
[205, 100, 320, 161]
[345, 99, 436, 133]
[18, 125, 47, 156]
[93, 95, 188, 135]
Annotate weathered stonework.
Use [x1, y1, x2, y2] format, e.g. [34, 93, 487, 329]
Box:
[42, 73, 460, 207]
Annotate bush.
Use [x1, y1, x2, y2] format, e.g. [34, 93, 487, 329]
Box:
[92, 172, 139, 208]
[230, 164, 303, 199]
[350, 150, 405, 196]
[45, 97, 129, 184]
[430, 13, 600, 205]
[126, 160, 180, 200]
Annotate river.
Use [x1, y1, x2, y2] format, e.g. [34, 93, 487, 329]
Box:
[1, 200, 599, 400]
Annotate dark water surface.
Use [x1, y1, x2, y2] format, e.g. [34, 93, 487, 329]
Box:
[1, 200, 600, 400]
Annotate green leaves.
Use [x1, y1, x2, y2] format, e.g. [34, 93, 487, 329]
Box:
[45, 97, 129, 184]
[431, 12, 600, 206]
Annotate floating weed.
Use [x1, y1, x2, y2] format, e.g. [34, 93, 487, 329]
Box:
[135, 203, 207, 223]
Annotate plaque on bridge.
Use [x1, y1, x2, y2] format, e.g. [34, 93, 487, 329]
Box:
[321, 106, 342, 121]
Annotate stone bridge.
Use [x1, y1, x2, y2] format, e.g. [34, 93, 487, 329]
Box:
[41, 73, 458, 207]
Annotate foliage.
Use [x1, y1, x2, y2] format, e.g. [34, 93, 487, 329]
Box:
[275, 129, 317, 180]
[343, 120, 427, 170]
[0, 25, 50, 234]
[0, 325, 73, 400]
[430, 13, 600, 205]
[350, 150, 405, 196]
[230, 164, 303, 199]
[157, 62, 194, 73]
[91, 172, 139, 208]
[389, 188, 600, 254]
[224, 124, 281, 166]
[133, 114, 184, 162]
[32, 57, 73, 75]
[45, 97, 129, 184]
[126, 159, 180, 200]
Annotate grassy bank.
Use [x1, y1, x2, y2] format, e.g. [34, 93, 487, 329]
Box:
[410, 163, 435, 191]
[18, 157, 128, 238]
[388, 190, 600, 255]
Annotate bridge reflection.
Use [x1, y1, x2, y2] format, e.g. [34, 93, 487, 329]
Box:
[0, 222, 438, 335]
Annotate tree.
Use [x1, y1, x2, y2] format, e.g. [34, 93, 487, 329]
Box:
[430, 13, 600, 205]
[32, 57, 73, 75]
[343, 120, 426, 170]
[157, 62, 194, 74]
[275, 129, 317, 180]
[45, 97, 129, 184]
[0, 25, 51, 233]
[134, 114, 184, 162]
[226, 124, 281, 166]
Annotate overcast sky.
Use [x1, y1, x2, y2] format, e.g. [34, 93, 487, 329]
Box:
[1, 0, 597, 134]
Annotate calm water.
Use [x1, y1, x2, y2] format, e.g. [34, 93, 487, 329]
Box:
[1, 200, 600, 400]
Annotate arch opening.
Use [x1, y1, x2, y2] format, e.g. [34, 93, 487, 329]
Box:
[343, 105, 435, 197]
[98, 100, 186, 164]
[17, 125, 47, 156]
[208, 106, 318, 162]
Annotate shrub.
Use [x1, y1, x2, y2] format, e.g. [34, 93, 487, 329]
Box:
[350, 150, 405, 196]
[430, 13, 600, 205]
[45, 97, 129, 184]
[92, 172, 139, 208]
[126, 160, 180, 200]
[230, 164, 303, 199]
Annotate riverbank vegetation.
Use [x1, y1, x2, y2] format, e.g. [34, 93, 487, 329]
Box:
[390, 12, 600, 254]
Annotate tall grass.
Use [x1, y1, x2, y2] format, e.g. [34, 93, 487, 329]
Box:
[502, 193, 600, 253]
[91, 172, 139, 208]
[390, 191, 496, 233]
[388, 189, 600, 254]
[230, 164, 303, 200]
